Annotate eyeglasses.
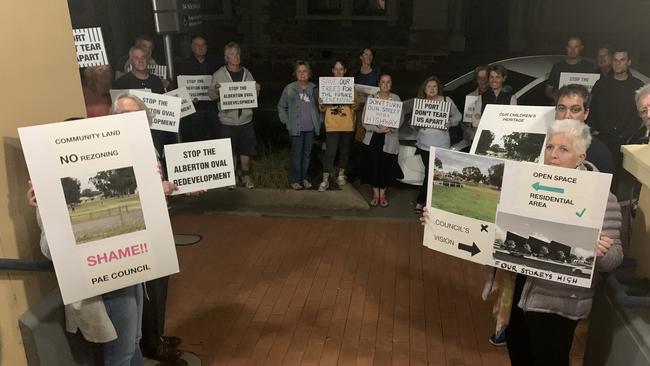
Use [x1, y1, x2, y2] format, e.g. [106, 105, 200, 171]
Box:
[556, 105, 584, 114]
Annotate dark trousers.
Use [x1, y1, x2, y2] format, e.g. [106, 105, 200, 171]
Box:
[141, 276, 169, 354]
[416, 148, 430, 205]
[323, 131, 352, 174]
[506, 275, 578, 366]
[289, 131, 314, 184]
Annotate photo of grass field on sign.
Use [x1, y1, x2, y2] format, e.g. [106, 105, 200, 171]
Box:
[429, 149, 504, 222]
[61, 166, 145, 244]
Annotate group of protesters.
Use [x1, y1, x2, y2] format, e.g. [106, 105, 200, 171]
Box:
[36, 32, 650, 366]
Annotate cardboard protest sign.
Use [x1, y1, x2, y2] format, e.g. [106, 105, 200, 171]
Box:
[470, 105, 554, 163]
[362, 97, 403, 129]
[423, 148, 503, 265]
[493, 161, 612, 288]
[410, 98, 452, 129]
[354, 84, 379, 96]
[559, 72, 601, 92]
[18, 111, 179, 304]
[177, 75, 212, 101]
[319, 77, 354, 104]
[148, 64, 168, 80]
[73, 28, 108, 67]
[219, 81, 258, 110]
[463, 95, 479, 123]
[129, 90, 182, 133]
[164, 139, 236, 194]
[165, 87, 196, 118]
[109, 88, 150, 103]
[421, 147, 612, 288]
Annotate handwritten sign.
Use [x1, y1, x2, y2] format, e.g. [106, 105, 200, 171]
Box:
[165, 87, 196, 118]
[463, 95, 479, 123]
[319, 77, 354, 104]
[219, 81, 258, 110]
[18, 111, 178, 304]
[363, 97, 403, 129]
[164, 139, 236, 194]
[129, 90, 182, 133]
[410, 98, 452, 129]
[177, 75, 212, 101]
[559, 72, 601, 92]
[73, 28, 108, 67]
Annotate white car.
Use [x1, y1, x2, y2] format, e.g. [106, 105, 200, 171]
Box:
[397, 55, 650, 186]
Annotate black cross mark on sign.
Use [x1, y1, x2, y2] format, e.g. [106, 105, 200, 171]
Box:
[480, 224, 488, 232]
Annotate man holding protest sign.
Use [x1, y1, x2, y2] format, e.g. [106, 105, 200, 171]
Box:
[209, 42, 260, 189]
[177, 35, 220, 142]
[554, 84, 615, 174]
[545, 36, 594, 101]
[412, 76, 461, 213]
[114, 45, 177, 164]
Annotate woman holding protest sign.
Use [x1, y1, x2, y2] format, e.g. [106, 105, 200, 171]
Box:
[421, 119, 622, 366]
[361, 73, 403, 207]
[317, 59, 360, 191]
[412, 76, 462, 214]
[278, 60, 322, 190]
[471, 64, 517, 128]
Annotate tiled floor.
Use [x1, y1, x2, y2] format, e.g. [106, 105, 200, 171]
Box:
[166, 214, 586, 365]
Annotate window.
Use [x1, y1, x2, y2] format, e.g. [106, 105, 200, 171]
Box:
[353, 0, 386, 15]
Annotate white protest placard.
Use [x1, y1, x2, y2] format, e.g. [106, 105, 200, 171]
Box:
[493, 161, 612, 288]
[109, 88, 150, 103]
[219, 81, 258, 110]
[164, 139, 236, 194]
[73, 27, 108, 67]
[470, 104, 554, 163]
[319, 77, 354, 104]
[148, 64, 168, 80]
[18, 111, 179, 304]
[463, 95, 479, 123]
[129, 90, 182, 133]
[421, 147, 612, 288]
[423, 148, 504, 265]
[354, 84, 379, 96]
[165, 87, 196, 118]
[559, 72, 601, 92]
[410, 98, 452, 129]
[177, 75, 213, 101]
[363, 97, 403, 129]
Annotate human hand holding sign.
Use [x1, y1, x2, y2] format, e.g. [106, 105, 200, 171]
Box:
[377, 125, 390, 133]
[27, 180, 37, 207]
[596, 233, 613, 257]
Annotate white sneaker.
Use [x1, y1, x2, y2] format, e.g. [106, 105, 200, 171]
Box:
[336, 175, 347, 186]
[290, 182, 303, 190]
[243, 175, 254, 189]
[318, 180, 329, 192]
[302, 180, 312, 189]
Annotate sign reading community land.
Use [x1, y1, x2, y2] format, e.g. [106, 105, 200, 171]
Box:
[18, 111, 179, 304]
[129, 90, 182, 133]
[463, 95, 479, 123]
[470, 104, 554, 163]
[559, 72, 601, 92]
[165, 87, 196, 118]
[73, 27, 108, 67]
[177, 75, 212, 101]
[422, 148, 612, 288]
[363, 97, 403, 129]
[319, 77, 354, 104]
[219, 81, 258, 110]
[164, 139, 236, 194]
[411, 98, 452, 129]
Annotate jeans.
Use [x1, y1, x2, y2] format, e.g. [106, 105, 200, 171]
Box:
[289, 131, 314, 184]
[323, 131, 352, 174]
[103, 284, 144, 366]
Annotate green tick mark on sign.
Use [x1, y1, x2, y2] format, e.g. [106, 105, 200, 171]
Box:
[531, 182, 565, 193]
[576, 208, 586, 217]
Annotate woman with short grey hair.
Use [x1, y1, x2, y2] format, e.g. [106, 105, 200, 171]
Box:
[503, 118, 623, 366]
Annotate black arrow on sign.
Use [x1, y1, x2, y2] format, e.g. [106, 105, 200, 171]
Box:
[458, 242, 481, 256]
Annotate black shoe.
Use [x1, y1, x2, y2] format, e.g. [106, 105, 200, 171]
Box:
[144, 343, 182, 361]
[162, 335, 182, 348]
